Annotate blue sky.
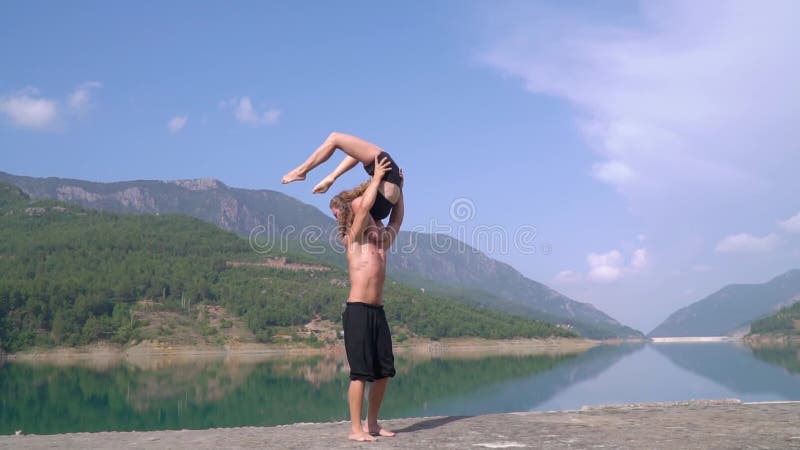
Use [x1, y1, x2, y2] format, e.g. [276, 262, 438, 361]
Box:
[2, 1, 798, 332]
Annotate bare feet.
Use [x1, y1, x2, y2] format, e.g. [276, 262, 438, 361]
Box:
[348, 430, 377, 442]
[281, 168, 306, 184]
[312, 176, 335, 194]
[366, 424, 395, 437]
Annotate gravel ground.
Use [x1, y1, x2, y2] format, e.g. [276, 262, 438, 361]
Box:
[3, 399, 800, 449]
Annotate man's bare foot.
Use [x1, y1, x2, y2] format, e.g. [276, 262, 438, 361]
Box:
[281, 168, 306, 184]
[312, 176, 335, 194]
[348, 430, 377, 442]
[366, 424, 395, 437]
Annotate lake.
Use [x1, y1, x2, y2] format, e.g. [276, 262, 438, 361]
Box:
[2, 342, 800, 435]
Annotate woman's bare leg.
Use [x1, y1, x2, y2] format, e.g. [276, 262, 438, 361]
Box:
[282, 132, 383, 184]
[313, 155, 359, 194]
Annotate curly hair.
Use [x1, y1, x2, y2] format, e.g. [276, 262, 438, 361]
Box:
[329, 180, 371, 241]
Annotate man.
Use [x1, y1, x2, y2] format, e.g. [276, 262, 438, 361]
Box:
[329, 155, 404, 442]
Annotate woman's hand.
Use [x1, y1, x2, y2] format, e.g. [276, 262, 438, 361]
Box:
[372, 156, 391, 181]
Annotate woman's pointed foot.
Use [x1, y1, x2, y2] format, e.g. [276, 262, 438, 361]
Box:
[312, 176, 335, 194]
[281, 168, 306, 184]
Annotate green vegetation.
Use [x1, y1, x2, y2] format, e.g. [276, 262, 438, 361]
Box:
[0, 183, 574, 352]
[400, 274, 641, 339]
[749, 302, 800, 335]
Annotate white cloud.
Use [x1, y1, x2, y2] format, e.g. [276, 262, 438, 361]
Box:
[587, 250, 624, 283]
[1, 82, 102, 130]
[554, 270, 582, 284]
[478, 1, 800, 201]
[715, 233, 780, 253]
[0, 88, 59, 130]
[592, 160, 637, 187]
[222, 96, 280, 127]
[168, 115, 188, 134]
[584, 246, 648, 283]
[692, 264, 712, 273]
[778, 211, 800, 233]
[68, 81, 102, 114]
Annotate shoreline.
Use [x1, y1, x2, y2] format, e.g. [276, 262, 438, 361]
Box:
[10, 335, 794, 364]
[2, 336, 604, 364]
[742, 333, 800, 346]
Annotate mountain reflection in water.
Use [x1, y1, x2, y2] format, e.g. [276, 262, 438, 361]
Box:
[0, 345, 588, 435]
[3, 342, 800, 436]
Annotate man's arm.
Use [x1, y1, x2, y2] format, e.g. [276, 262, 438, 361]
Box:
[347, 156, 390, 242]
[381, 194, 404, 250]
[347, 178, 381, 242]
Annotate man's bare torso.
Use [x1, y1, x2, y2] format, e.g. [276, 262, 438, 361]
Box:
[346, 220, 387, 305]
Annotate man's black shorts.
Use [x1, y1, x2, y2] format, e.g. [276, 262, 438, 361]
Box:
[342, 302, 396, 382]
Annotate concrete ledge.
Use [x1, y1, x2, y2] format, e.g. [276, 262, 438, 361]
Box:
[3, 400, 800, 449]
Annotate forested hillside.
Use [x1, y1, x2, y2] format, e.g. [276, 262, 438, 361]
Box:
[0, 171, 642, 339]
[750, 301, 800, 336]
[0, 183, 574, 352]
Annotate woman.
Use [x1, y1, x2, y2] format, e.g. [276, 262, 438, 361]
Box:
[282, 132, 403, 221]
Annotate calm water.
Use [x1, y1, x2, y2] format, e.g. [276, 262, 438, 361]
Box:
[2, 343, 800, 435]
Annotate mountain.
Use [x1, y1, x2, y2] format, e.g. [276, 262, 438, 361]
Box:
[649, 269, 800, 337]
[0, 171, 330, 236]
[384, 235, 642, 338]
[0, 182, 574, 352]
[0, 171, 642, 339]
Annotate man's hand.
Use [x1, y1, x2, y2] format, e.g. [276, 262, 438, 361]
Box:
[373, 156, 391, 181]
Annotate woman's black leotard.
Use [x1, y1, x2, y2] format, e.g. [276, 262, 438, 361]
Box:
[363, 151, 403, 221]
